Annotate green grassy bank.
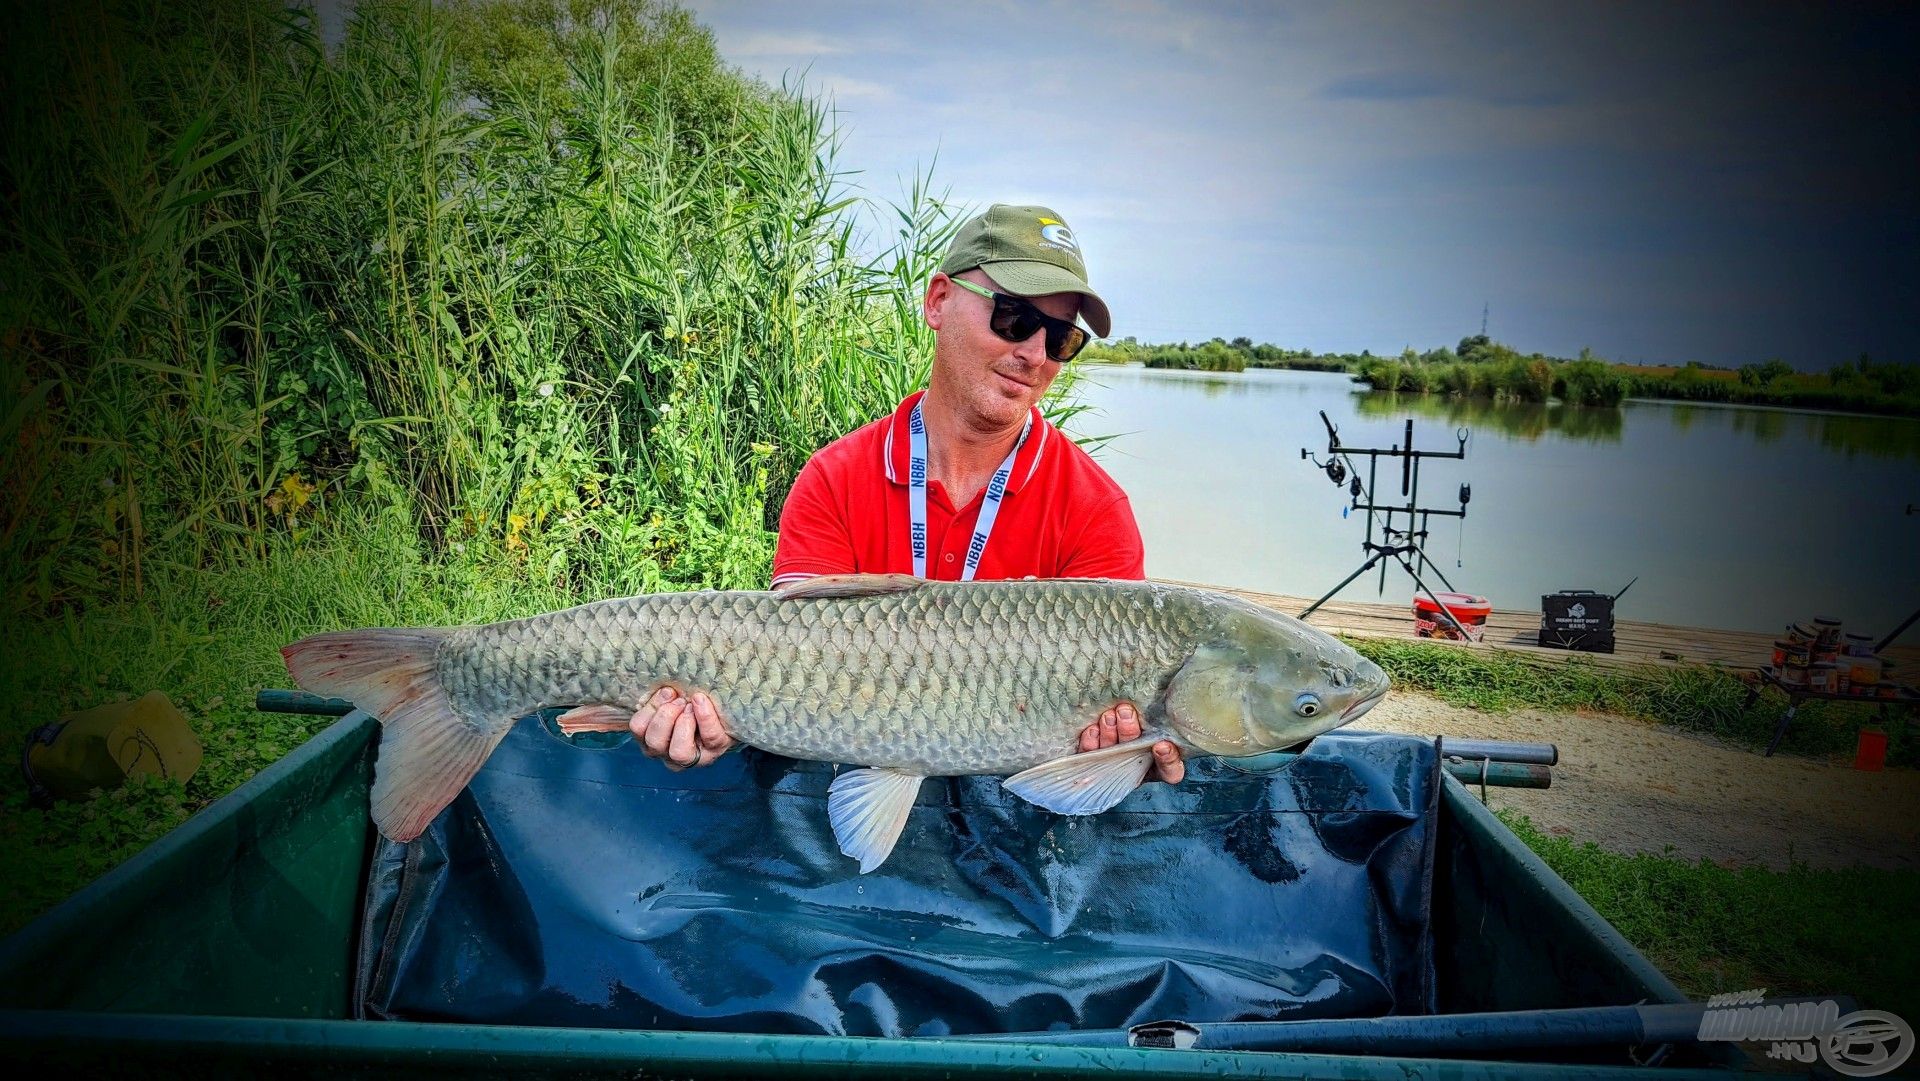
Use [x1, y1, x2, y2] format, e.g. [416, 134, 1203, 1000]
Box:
[1352, 638, 1917, 766]
[0, 513, 570, 937]
[1500, 809, 1920, 1023]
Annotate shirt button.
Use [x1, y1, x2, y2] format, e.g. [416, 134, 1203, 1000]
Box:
[943, 554, 955, 563]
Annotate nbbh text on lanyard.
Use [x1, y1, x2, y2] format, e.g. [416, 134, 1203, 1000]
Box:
[908, 400, 1030, 581]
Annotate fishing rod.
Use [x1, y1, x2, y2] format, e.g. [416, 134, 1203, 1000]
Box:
[1299, 412, 1475, 638]
[958, 996, 1857, 1057]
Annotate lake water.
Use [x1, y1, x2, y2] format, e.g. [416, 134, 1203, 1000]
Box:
[1066, 364, 1920, 636]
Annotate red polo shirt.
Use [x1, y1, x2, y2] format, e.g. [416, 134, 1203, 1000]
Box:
[772, 391, 1145, 585]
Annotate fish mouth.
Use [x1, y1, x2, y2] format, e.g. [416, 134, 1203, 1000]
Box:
[1342, 688, 1388, 722]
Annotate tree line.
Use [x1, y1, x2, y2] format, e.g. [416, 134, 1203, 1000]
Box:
[1084, 334, 1919, 416]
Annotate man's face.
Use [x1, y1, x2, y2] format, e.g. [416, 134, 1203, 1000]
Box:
[924, 270, 1082, 432]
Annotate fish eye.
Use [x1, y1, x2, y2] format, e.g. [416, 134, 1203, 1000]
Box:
[1294, 693, 1322, 717]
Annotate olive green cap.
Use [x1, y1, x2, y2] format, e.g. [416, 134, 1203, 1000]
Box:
[939, 204, 1110, 338]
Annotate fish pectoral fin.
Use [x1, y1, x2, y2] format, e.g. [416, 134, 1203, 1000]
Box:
[826, 766, 926, 873]
[553, 704, 634, 735]
[1003, 738, 1159, 816]
[776, 573, 925, 600]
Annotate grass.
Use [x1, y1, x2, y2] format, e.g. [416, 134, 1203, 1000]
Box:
[1349, 637, 1917, 766]
[0, 510, 584, 936]
[1498, 808, 1920, 1021]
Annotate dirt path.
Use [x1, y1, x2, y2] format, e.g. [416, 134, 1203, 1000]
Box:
[1361, 691, 1920, 871]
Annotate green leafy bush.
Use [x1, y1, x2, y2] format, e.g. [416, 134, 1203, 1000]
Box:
[1555, 359, 1630, 406]
[1, 0, 970, 614]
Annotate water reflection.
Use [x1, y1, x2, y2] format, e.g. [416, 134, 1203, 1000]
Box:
[1083, 364, 1920, 461]
[1354, 392, 1623, 443]
[1071, 364, 1920, 633]
[1811, 412, 1920, 461]
[1634, 399, 1920, 460]
[1728, 408, 1787, 447]
[1094, 366, 1258, 398]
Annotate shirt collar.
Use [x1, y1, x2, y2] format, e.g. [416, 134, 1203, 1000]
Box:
[884, 390, 1049, 497]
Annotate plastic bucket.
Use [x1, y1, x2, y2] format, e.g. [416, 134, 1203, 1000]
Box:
[1411, 593, 1492, 641]
[1855, 729, 1889, 772]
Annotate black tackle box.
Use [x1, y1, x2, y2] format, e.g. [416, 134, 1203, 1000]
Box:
[1539, 590, 1615, 652]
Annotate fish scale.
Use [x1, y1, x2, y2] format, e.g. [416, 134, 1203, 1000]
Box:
[283, 575, 1389, 861]
[438, 580, 1206, 775]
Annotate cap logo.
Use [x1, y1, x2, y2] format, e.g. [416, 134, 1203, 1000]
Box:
[1037, 218, 1078, 253]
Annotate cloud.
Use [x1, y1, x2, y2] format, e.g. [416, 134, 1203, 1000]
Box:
[807, 72, 898, 104]
[1320, 70, 1572, 110]
[720, 31, 849, 59]
[1321, 71, 1451, 102]
[687, 0, 1916, 366]
[1483, 88, 1574, 109]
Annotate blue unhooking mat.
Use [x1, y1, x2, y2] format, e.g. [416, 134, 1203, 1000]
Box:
[353, 720, 1441, 1036]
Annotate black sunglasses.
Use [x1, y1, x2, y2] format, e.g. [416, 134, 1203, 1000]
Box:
[950, 277, 1092, 362]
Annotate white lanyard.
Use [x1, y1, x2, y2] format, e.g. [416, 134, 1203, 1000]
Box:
[908, 401, 1029, 580]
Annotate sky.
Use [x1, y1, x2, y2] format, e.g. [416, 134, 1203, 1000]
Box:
[682, 0, 1918, 369]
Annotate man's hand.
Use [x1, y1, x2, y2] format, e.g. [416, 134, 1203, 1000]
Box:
[630, 687, 734, 769]
[1077, 702, 1185, 784]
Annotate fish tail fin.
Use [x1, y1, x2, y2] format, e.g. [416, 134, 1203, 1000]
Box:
[282, 628, 504, 842]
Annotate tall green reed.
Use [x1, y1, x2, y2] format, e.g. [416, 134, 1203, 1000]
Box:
[3, 0, 980, 614]
[4, 0, 336, 606]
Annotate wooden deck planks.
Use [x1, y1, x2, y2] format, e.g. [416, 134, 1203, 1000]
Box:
[1159, 579, 1920, 675]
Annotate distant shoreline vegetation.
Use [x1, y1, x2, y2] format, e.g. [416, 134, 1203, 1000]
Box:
[1083, 336, 1920, 417]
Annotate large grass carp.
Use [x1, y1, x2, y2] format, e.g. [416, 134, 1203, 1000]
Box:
[282, 574, 1389, 872]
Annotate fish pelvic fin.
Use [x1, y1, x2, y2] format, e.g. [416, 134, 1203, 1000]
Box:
[826, 766, 925, 873]
[1003, 738, 1158, 816]
[554, 704, 635, 735]
[775, 573, 925, 600]
[282, 628, 506, 842]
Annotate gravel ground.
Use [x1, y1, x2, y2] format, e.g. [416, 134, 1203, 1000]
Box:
[1360, 691, 1920, 871]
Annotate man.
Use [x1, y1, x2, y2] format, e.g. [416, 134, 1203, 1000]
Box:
[630, 204, 1184, 785]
